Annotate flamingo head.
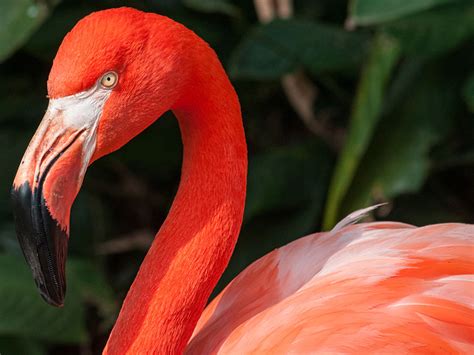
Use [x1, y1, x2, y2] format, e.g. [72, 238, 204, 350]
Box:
[11, 7, 191, 306]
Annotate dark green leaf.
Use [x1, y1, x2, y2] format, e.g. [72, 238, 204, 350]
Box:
[183, 0, 240, 17]
[0, 254, 86, 343]
[0, 253, 114, 342]
[68, 259, 117, 327]
[0, 0, 58, 62]
[463, 72, 474, 112]
[323, 34, 401, 229]
[0, 336, 45, 355]
[341, 66, 458, 215]
[245, 140, 334, 220]
[348, 0, 460, 26]
[229, 19, 369, 80]
[0, 223, 21, 255]
[0, 131, 31, 220]
[387, 191, 466, 226]
[382, 2, 474, 57]
[117, 113, 182, 179]
[69, 192, 108, 258]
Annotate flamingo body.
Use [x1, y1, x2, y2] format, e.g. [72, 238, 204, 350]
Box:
[10, 7, 474, 354]
[189, 221, 474, 353]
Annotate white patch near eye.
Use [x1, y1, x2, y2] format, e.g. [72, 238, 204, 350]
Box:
[48, 84, 113, 177]
[49, 85, 112, 129]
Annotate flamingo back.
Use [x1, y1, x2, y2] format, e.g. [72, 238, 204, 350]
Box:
[187, 220, 474, 354]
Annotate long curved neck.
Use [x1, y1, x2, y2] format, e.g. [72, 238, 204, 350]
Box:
[104, 38, 247, 354]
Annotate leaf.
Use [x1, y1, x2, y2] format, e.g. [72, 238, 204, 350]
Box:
[340, 66, 460, 215]
[69, 192, 108, 258]
[386, 191, 466, 226]
[117, 113, 182, 179]
[67, 259, 117, 327]
[0, 0, 58, 62]
[323, 34, 401, 230]
[347, 0, 460, 26]
[382, 2, 474, 58]
[0, 254, 86, 343]
[245, 140, 334, 220]
[463, 72, 474, 113]
[0, 223, 22, 255]
[381, 58, 426, 116]
[183, 0, 240, 17]
[0, 131, 32, 220]
[229, 19, 369, 80]
[0, 336, 45, 355]
[0, 252, 115, 342]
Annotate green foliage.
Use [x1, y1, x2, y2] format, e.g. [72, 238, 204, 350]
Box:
[323, 34, 401, 229]
[0, 337, 46, 355]
[0, 0, 473, 353]
[382, 2, 474, 58]
[0, 254, 84, 342]
[229, 19, 369, 79]
[67, 259, 118, 326]
[341, 63, 458, 215]
[246, 140, 334, 220]
[0, 254, 115, 344]
[0, 0, 59, 62]
[183, 0, 240, 17]
[348, 0, 459, 25]
[0, 131, 31, 218]
[463, 72, 474, 112]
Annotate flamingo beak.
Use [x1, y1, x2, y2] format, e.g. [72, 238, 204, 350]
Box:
[11, 88, 108, 307]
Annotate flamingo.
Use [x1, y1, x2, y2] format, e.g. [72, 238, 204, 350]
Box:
[11, 7, 474, 354]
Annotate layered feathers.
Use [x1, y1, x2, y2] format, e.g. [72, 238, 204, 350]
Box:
[188, 221, 474, 353]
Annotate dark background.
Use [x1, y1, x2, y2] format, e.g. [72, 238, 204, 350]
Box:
[0, 0, 473, 353]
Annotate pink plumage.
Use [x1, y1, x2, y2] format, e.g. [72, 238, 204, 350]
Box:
[189, 220, 473, 353]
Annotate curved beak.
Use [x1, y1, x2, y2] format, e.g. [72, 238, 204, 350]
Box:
[11, 90, 106, 307]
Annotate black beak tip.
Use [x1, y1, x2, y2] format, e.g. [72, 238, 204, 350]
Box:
[11, 182, 68, 307]
[36, 278, 65, 307]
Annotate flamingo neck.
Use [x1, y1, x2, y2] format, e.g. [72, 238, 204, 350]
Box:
[104, 45, 247, 354]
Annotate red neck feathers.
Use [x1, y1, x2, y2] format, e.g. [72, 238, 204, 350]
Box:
[104, 16, 247, 354]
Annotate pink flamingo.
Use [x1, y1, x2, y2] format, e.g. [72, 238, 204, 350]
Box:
[11, 8, 474, 354]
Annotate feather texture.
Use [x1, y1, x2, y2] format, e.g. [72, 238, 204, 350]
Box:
[188, 221, 474, 354]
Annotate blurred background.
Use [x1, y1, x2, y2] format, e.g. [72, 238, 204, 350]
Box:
[0, 0, 473, 353]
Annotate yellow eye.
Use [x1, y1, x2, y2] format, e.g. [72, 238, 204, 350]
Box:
[100, 71, 118, 89]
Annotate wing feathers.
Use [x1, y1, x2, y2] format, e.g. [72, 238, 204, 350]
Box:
[187, 213, 474, 354]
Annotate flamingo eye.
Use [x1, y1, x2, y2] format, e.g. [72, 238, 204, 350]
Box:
[100, 71, 118, 89]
